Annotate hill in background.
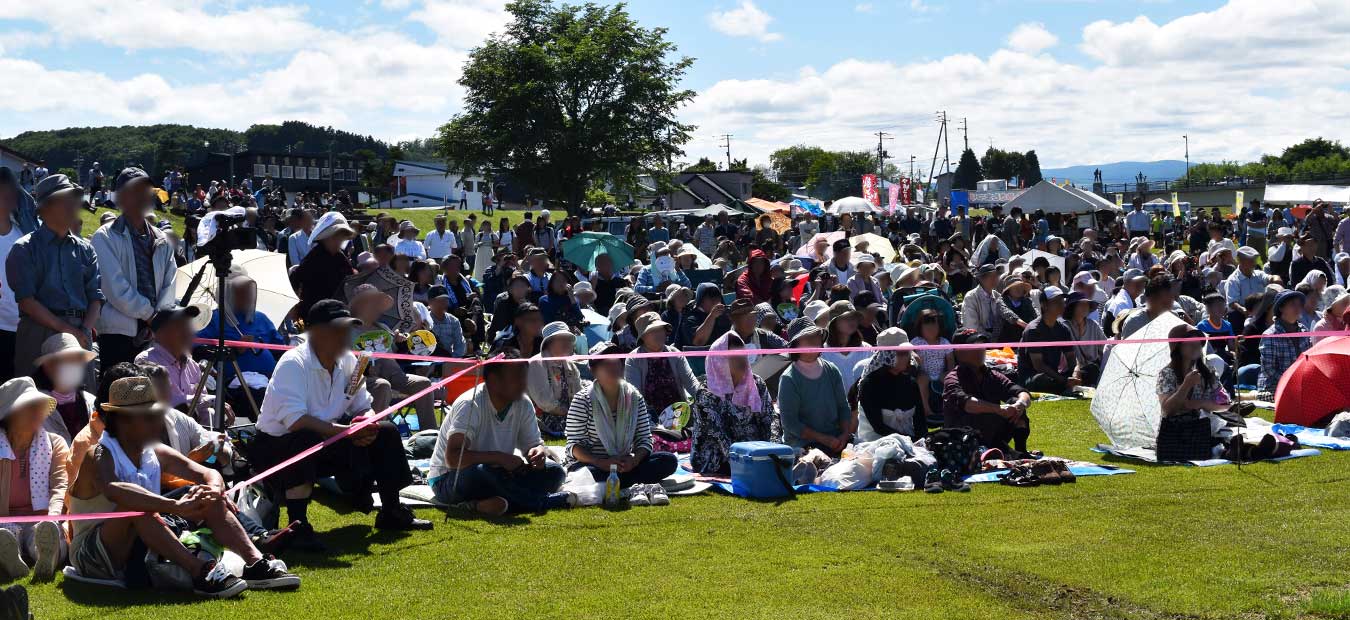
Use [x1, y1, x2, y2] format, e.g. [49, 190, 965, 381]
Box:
[1041, 160, 1187, 185]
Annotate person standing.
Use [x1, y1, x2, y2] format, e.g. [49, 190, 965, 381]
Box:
[423, 215, 457, 261]
[90, 168, 178, 369]
[5, 175, 103, 379]
[0, 171, 33, 382]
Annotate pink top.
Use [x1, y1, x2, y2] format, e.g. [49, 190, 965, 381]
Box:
[7, 454, 33, 516]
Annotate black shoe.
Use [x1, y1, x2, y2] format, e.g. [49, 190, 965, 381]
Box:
[193, 560, 248, 599]
[375, 504, 433, 531]
[254, 521, 300, 557]
[288, 521, 328, 553]
[241, 555, 301, 590]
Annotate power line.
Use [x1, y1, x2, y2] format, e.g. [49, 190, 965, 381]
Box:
[874, 131, 892, 177]
[718, 134, 733, 170]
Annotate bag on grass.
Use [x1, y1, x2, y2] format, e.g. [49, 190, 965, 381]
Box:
[926, 426, 982, 476]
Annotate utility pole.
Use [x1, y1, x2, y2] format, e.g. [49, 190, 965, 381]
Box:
[960, 117, 969, 151]
[719, 134, 733, 170]
[328, 139, 336, 193]
[909, 155, 915, 179]
[1183, 134, 1190, 187]
[927, 110, 951, 184]
[874, 131, 892, 177]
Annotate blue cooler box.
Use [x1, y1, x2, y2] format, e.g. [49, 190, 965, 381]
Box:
[728, 441, 795, 498]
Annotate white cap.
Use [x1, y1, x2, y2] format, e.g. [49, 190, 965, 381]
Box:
[1072, 271, 1098, 287]
[1042, 285, 1065, 301]
[1237, 246, 1259, 260]
[803, 299, 830, 323]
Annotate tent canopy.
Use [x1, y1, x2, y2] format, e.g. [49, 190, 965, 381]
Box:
[1262, 184, 1350, 205]
[1002, 181, 1122, 215]
[745, 197, 791, 214]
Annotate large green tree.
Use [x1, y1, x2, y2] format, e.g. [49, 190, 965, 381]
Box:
[1021, 150, 1043, 186]
[437, 0, 695, 215]
[952, 148, 982, 190]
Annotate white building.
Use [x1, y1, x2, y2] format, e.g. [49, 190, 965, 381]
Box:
[0, 144, 36, 175]
[386, 160, 488, 209]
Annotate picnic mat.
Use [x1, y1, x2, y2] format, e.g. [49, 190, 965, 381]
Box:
[1092, 444, 1321, 466]
[1270, 424, 1350, 450]
[695, 462, 1132, 494]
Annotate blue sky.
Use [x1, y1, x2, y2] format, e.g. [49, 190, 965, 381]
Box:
[1, 0, 1347, 169]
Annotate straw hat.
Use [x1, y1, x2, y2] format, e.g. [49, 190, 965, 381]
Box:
[634, 311, 672, 341]
[100, 376, 167, 415]
[33, 332, 96, 368]
[540, 321, 576, 350]
[0, 377, 56, 423]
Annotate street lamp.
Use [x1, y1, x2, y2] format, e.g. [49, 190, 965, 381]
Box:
[1183, 134, 1190, 188]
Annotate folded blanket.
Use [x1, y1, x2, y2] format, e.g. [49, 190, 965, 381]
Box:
[1093, 444, 1321, 466]
[1270, 424, 1350, 451]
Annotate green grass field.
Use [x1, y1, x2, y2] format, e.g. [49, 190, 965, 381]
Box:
[85, 206, 527, 242]
[19, 401, 1350, 620]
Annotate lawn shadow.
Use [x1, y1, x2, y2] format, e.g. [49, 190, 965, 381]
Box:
[59, 579, 203, 608]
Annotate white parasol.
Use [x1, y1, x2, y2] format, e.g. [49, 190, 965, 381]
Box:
[828, 196, 878, 215]
[175, 250, 297, 329]
[1019, 249, 1065, 279]
[1090, 312, 1185, 450]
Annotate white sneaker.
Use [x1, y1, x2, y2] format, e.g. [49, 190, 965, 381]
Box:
[627, 484, 650, 506]
[647, 484, 670, 506]
[0, 529, 28, 581]
[33, 521, 62, 581]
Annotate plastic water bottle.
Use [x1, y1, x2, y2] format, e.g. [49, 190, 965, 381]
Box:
[395, 415, 411, 438]
[603, 464, 622, 508]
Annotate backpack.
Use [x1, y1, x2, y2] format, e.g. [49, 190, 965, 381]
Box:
[926, 427, 983, 476]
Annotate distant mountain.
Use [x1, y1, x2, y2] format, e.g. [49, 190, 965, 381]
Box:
[1042, 160, 1188, 186]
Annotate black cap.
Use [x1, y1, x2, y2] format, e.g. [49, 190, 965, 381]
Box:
[832, 239, 851, 252]
[975, 264, 998, 277]
[951, 328, 990, 346]
[427, 285, 450, 301]
[148, 305, 201, 332]
[306, 299, 363, 330]
[113, 167, 151, 192]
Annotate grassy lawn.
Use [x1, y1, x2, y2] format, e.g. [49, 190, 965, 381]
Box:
[84, 206, 527, 240]
[20, 400, 1350, 619]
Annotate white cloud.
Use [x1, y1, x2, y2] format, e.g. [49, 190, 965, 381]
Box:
[707, 1, 782, 43]
[7, 0, 324, 55]
[855, 3, 876, 14]
[1007, 22, 1058, 53]
[683, 4, 1350, 168]
[908, 0, 934, 14]
[408, 0, 511, 45]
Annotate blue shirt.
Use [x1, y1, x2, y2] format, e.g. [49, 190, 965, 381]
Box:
[127, 221, 158, 303]
[197, 309, 286, 383]
[5, 226, 104, 313]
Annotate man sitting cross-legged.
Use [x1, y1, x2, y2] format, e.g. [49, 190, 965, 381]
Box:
[429, 349, 573, 516]
[67, 376, 298, 598]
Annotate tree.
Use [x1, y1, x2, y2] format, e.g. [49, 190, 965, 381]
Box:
[769, 145, 829, 186]
[436, 0, 695, 215]
[979, 148, 1024, 182]
[953, 148, 982, 189]
[682, 157, 720, 173]
[750, 165, 790, 201]
[1021, 150, 1043, 186]
[1279, 138, 1348, 167]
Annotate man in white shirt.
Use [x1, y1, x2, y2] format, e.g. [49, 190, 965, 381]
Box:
[423, 214, 458, 260]
[1125, 197, 1151, 237]
[429, 352, 569, 516]
[255, 300, 431, 548]
[394, 222, 427, 259]
[1104, 269, 1147, 335]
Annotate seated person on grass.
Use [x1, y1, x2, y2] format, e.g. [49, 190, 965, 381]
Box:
[67, 376, 298, 598]
[776, 317, 854, 457]
[1156, 324, 1242, 462]
[135, 305, 234, 426]
[1016, 286, 1082, 396]
[1258, 289, 1311, 393]
[942, 329, 1035, 459]
[349, 284, 437, 431]
[565, 342, 679, 490]
[429, 349, 571, 516]
[0, 378, 69, 582]
[255, 300, 431, 552]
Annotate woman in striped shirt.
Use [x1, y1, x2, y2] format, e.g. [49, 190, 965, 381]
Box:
[564, 343, 678, 488]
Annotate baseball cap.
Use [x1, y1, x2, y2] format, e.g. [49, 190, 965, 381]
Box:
[306, 299, 363, 329]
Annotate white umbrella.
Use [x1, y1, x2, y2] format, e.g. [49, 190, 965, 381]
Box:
[1090, 312, 1185, 450]
[828, 196, 877, 215]
[175, 250, 297, 328]
[1019, 249, 1065, 279]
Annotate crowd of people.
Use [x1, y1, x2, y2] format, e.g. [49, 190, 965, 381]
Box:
[0, 161, 1346, 599]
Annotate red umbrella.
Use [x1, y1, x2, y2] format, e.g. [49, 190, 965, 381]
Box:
[1273, 335, 1350, 426]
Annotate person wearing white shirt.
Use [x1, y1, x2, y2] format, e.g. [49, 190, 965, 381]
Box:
[254, 300, 431, 543]
[1104, 271, 1147, 334]
[0, 195, 22, 381]
[1125, 199, 1152, 237]
[423, 215, 458, 260]
[394, 222, 427, 259]
[428, 354, 570, 516]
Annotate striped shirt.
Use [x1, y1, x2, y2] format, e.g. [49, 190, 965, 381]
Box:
[563, 382, 653, 466]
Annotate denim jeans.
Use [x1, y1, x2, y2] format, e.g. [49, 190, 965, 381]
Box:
[572, 451, 679, 487]
[1236, 364, 1261, 389]
[432, 462, 566, 513]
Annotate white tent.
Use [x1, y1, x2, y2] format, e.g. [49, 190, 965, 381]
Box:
[1002, 181, 1122, 215]
[1262, 184, 1350, 205]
